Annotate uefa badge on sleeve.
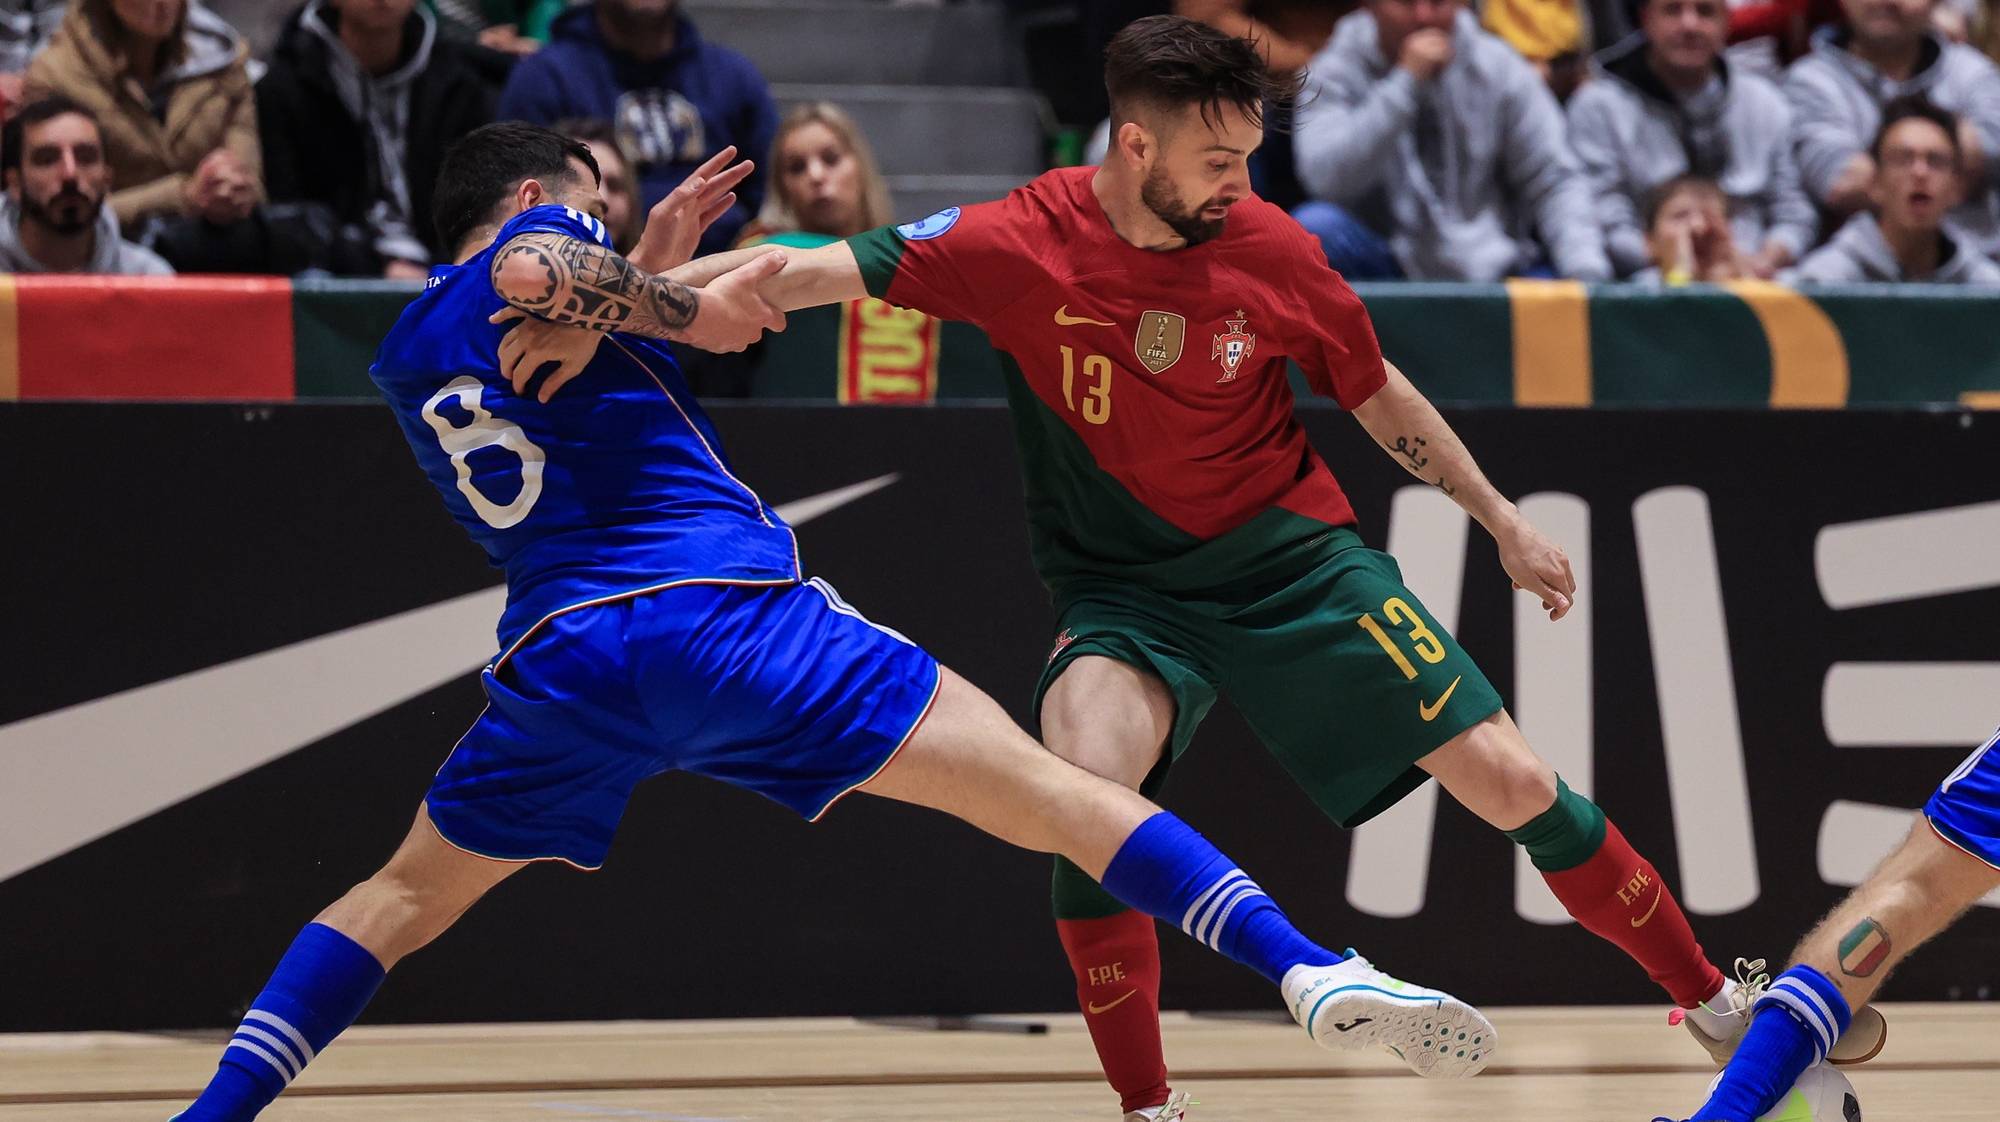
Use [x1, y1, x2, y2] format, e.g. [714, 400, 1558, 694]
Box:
[896, 207, 961, 241]
[1211, 311, 1256, 383]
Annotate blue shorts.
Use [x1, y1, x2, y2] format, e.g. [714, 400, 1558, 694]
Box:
[1924, 727, 2000, 871]
[427, 577, 943, 869]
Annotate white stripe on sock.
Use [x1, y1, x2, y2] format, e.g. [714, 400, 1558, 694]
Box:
[242, 1010, 316, 1066]
[224, 1037, 296, 1085]
[1775, 979, 1840, 1049]
[1763, 987, 1834, 1059]
[1181, 870, 1249, 937]
[1193, 884, 1249, 948]
[231, 1025, 301, 1077]
[1201, 886, 1267, 951]
[1195, 883, 1260, 948]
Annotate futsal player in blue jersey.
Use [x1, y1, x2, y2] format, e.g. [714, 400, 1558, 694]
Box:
[170, 121, 1499, 1121]
[1660, 724, 2000, 1121]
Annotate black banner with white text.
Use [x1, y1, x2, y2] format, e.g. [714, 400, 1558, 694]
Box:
[3, 403, 1997, 1031]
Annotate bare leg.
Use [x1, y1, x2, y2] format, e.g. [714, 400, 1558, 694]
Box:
[1783, 818, 2000, 1011]
[314, 807, 527, 968]
[859, 665, 1156, 877]
[1041, 654, 1176, 786]
[1416, 710, 1557, 830]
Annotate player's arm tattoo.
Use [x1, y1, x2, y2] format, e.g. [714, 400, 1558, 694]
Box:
[1835, 916, 1892, 977]
[1382, 433, 1456, 497]
[491, 232, 699, 338]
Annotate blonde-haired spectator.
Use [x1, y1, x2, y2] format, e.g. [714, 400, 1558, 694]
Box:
[740, 101, 892, 245]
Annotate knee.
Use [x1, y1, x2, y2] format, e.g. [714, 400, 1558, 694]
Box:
[1041, 664, 1172, 789]
[1495, 762, 1561, 830]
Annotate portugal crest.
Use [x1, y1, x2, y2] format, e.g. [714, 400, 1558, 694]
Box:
[1211, 311, 1256, 383]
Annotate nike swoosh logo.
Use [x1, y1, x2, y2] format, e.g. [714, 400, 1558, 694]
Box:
[0, 475, 902, 885]
[1087, 991, 1139, 1015]
[1418, 675, 1463, 722]
[1054, 305, 1115, 327]
[1630, 886, 1665, 928]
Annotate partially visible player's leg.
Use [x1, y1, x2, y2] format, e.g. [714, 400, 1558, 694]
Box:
[1419, 713, 1737, 1023]
[1042, 653, 1191, 1118]
[861, 666, 1497, 1077]
[177, 808, 525, 1121]
[1688, 817, 2000, 1121]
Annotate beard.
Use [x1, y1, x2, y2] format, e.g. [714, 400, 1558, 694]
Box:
[21, 187, 99, 237]
[1140, 166, 1228, 247]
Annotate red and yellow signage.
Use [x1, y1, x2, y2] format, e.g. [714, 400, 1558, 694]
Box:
[836, 297, 939, 405]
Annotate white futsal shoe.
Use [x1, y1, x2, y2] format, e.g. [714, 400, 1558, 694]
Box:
[1282, 951, 1496, 1077]
[1677, 957, 1889, 1066]
[1124, 1089, 1193, 1121]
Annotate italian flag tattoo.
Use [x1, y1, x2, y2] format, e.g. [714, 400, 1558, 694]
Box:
[1838, 918, 1892, 977]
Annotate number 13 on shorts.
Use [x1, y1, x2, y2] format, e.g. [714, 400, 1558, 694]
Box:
[1357, 597, 1446, 681]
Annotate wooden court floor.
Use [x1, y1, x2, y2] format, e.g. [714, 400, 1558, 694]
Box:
[5, 1004, 1997, 1120]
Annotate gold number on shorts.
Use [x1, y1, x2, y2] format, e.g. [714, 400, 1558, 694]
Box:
[1357, 613, 1418, 680]
[1060, 345, 1113, 425]
[1358, 596, 1447, 680]
[1383, 597, 1447, 664]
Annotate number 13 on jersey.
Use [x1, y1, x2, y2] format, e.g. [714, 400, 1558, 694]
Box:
[1060, 345, 1112, 425]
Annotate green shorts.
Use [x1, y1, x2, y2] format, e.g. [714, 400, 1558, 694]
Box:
[1034, 528, 1503, 828]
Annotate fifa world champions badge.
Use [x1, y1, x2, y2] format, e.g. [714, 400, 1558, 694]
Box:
[1212, 311, 1256, 383]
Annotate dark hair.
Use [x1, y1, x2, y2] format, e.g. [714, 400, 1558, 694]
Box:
[1644, 174, 1724, 229]
[2, 96, 100, 176]
[1103, 15, 1299, 131]
[432, 122, 602, 252]
[1871, 96, 1960, 163]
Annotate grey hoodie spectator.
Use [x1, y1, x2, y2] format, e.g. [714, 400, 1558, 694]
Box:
[1784, 0, 2000, 252]
[0, 95, 172, 274]
[1568, 0, 1816, 278]
[1791, 97, 2000, 281]
[257, 0, 495, 275]
[1295, 1, 1611, 280]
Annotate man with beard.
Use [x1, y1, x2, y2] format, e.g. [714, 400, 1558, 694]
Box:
[0, 96, 172, 275]
[1790, 96, 2000, 281]
[519, 18, 1901, 1120]
[496, 0, 776, 254]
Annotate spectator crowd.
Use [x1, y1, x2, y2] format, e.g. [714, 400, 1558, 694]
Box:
[0, 0, 1996, 286]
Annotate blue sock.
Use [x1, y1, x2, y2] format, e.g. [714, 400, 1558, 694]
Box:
[1694, 966, 1852, 1121]
[178, 924, 387, 1122]
[1099, 812, 1342, 985]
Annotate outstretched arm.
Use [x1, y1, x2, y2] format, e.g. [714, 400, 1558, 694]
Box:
[1351, 360, 1578, 619]
[667, 240, 869, 311]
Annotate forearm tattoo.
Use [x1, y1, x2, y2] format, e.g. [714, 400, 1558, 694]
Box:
[1384, 434, 1456, 497]
[491, 232, 698, 338]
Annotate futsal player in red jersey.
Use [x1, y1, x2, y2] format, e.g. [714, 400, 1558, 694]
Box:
[508, 16, 1882, 1118]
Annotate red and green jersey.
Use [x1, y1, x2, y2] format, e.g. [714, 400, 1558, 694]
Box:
[850, 167, 1386, 592]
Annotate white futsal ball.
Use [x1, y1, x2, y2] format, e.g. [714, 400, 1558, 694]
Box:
[1705, 1063, 1861, 1122]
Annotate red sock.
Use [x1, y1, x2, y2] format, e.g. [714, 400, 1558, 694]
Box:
[1540, 819, 1725, 1008]
[1057, 910, 1169, 1114]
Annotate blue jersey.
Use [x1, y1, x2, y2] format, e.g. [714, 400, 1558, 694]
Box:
[370, 205, 800, 651]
